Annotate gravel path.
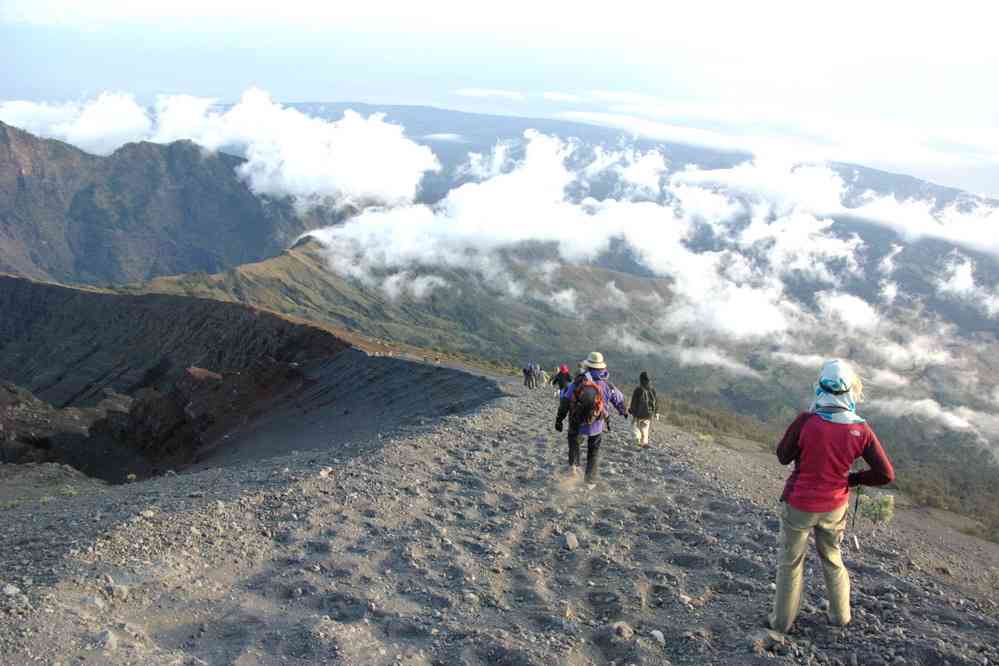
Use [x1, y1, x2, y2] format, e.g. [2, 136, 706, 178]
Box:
[1, 376, 997, 665]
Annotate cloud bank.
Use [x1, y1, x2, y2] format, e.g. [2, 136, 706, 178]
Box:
[554, 90, 999, 198]
[0, 88, 440, 209]
[934, 253, 999, 318]
[4, 92, 997, 431]
[0, 92, 152, 155]
[300, 128, 998, 450]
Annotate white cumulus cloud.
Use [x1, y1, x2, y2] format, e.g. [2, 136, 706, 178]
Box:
[422, 132, 467, 143]
[1, 87, 440, 210]
[771, 352, 828, 369]
[868, 398, 975, 432]
[815, 291, 882, 332]
[934, 253, 999, 318]
[0, 92, 152, 155]
[381, 272, 449, 301]
[665, 344, 761, 377]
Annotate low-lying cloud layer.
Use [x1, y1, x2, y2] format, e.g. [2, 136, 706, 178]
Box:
[0, 88, 440, 209]
[306, 129, 998, 442]
[3, 92, 996, 442]
[934, 253, 999, 318]
[554, 91, 999, 199]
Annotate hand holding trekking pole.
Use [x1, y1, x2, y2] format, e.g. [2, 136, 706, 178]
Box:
[852, 486, 863, 530]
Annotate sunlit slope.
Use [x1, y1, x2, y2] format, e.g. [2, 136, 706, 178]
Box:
[136, 241, 999, 542]
[138, 239, 672, 370]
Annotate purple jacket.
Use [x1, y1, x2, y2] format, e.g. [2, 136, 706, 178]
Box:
[559, 369, 628, 436]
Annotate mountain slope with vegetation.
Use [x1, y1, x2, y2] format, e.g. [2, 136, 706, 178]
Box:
[135, 239, 670, 366]
[132, 242, 999, 543]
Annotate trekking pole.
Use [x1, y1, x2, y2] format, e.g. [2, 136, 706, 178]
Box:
[855, 486, 866, 526]
[850, 486, 863, 553]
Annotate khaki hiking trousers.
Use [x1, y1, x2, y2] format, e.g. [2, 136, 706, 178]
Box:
[632, 418, 652, 445]
[770, 501, 850, 633]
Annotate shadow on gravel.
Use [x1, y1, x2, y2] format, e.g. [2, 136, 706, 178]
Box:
[190, 349, 506, 470]
[0, 351, 505, 590]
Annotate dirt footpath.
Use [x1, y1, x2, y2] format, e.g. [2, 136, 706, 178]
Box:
[1, 381, 996, 665]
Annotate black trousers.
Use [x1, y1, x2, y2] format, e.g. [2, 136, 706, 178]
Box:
[568, 432, 602, 482]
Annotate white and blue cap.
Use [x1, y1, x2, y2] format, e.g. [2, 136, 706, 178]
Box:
[817, 359, 858, 396]
[812, 359, 865, 423]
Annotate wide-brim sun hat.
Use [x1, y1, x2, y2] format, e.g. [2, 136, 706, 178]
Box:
[581, 351, 607, 370]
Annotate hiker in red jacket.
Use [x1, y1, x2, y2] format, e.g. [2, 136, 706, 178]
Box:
[770, 359, 894, 634]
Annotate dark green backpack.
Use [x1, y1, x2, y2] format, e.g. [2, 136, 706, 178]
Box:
[632, 387, 655, 418]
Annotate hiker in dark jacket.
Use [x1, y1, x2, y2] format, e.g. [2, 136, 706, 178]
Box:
[554, 352, 627, 485]
[628, 371, 658, 446]
[770, 359, 895, 634]
[550, 364, 572, 391]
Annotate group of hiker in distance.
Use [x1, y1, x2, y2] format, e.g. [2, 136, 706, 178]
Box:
[523, 352, 895, 635]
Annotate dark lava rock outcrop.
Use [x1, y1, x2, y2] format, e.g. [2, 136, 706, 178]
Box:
[1, 382, 129, 465]
[87, 361, 306, 478]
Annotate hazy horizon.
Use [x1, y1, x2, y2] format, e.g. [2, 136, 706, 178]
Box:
[3, 1, 999, 197]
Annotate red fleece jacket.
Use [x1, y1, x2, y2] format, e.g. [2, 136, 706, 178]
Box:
[777, 412, 895, 513]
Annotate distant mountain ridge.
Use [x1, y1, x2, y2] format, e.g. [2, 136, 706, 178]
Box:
[2, 105, 995, 288]
[286, 102, 994, 208]
[0, 120, 334, 285]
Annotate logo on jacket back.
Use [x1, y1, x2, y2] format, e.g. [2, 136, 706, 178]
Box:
[850, 430, 862, 437]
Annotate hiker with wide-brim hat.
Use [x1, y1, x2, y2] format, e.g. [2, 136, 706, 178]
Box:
[769, 359, 895, 633]
[554, 352, 628, 486]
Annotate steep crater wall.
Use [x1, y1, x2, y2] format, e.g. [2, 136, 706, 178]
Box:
[0, 276, 504, 481]
[0, 275, 349, 407]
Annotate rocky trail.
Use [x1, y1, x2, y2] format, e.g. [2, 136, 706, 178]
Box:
[1, 376, 997, 665]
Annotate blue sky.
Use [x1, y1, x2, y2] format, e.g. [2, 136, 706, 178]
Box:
[3, 0, 999, 195]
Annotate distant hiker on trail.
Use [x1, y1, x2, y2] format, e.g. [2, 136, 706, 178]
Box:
[548, 366, 563, 397]
[524, 362, 538, 389]
[628, 371, 658, 447]
[769, 359, 895, 634]
[554, 352, 628, 486]
[550, 364, 572, 392]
